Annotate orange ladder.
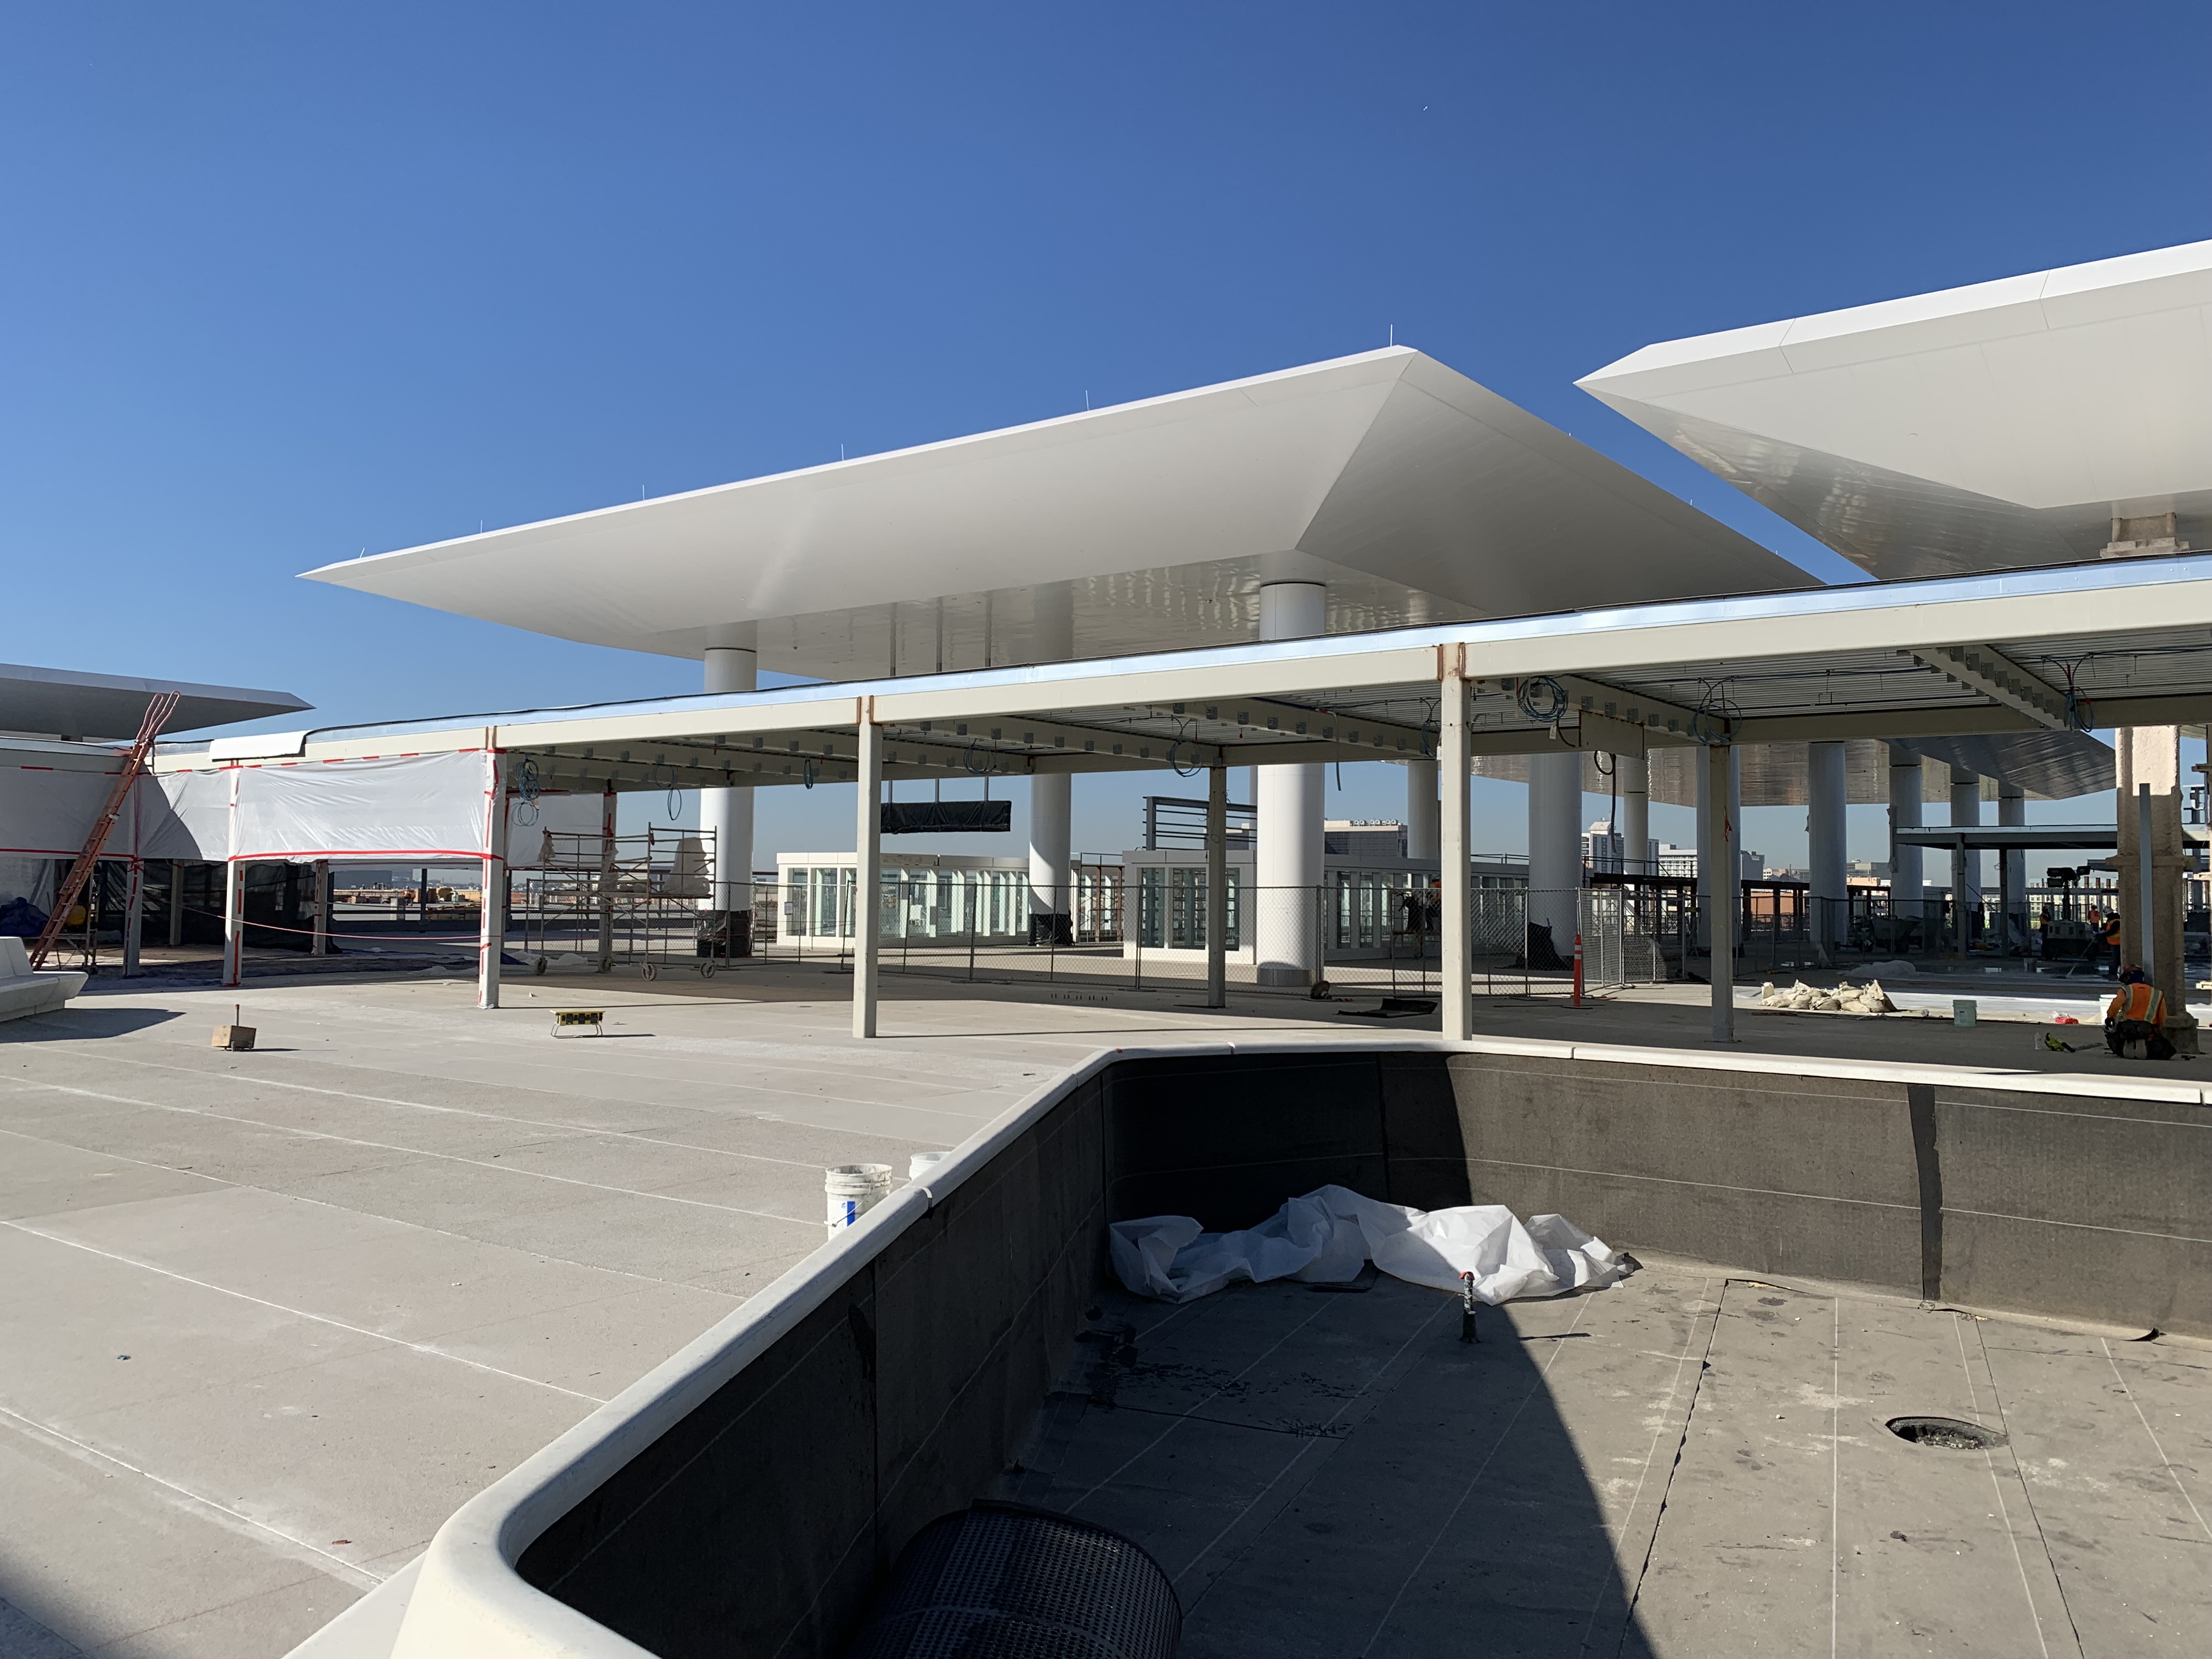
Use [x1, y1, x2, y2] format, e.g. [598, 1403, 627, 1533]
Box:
[29, 692, 180, 971]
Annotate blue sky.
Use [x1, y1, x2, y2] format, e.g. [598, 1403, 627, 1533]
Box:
[4, 3, 2205, 866]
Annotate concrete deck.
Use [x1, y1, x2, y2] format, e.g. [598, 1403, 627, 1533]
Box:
[1008, 1269, 2212, 1658]
[2, 958, 2204, 1656]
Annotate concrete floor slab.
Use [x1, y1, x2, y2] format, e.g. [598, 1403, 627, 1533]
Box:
[1982, 1330, 2212, 1656]
[0, 1415, 362, 1658]
[0, 1226, 392, 1419]
[0, 1131, 227, 1220]
[1018, 1268, 2211, 1659]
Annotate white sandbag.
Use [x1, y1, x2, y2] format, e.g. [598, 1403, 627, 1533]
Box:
[1109, 1185, 1631, 1306]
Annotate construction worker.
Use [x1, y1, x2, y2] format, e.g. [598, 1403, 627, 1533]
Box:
[2104, 965, 2174, 1060]
[2096, 909, 2123, 977]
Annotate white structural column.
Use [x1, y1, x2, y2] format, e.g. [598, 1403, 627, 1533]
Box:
[1949, 764, 1982, 955]
[1440, 667, 1472, 1041]
[1205, 762, 1228, 1008]
[221, 864, 242, 988]
[1617, 753, 1649, 875]
[478, 751, 509, 1011]
[1807, 740, 1847, 955]
[1255, 582, 1326, 986]
[1404, 758, 1440, 865]
[1699, 752, 1734, 946]
[1888, 746, 1925, 935]
[221, 769, 242, 989]
[853, 709, 884, 1039]
[1028, 589, 1075, 943]
[701, 646, 758, 949]
[1705, 743, 1737, 1042]
[1998, 782, 2026, 952]
[1028, 774, 1071, 944]
[1526, 750, 1582, 963]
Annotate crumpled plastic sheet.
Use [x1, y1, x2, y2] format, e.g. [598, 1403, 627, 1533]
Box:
[1109, 1185, 1632, 1306]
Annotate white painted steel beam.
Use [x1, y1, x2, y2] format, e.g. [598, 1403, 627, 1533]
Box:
[157, 558, 2212, 803]
[1906, 645, 2068, 730]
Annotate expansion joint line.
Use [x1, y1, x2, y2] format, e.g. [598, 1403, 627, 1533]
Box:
[0, 1400, 381, 1591]
[2102, 1337, 2212, 1541]
[1604, 1280, 1724, 1658]
[1962, 1317, 2076, 1658]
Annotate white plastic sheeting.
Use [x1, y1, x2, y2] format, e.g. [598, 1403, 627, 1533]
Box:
[1, 757, 129, 860]
[0, 748, 604, 868]
[1110, 1186, 1632, 1305]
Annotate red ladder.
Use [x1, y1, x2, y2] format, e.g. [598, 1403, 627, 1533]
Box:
[29, 691, 181, 971]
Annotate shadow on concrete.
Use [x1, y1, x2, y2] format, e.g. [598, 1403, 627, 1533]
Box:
[1019, 1274, 1661, 1659]
[0, 1006, 182, 1042]
[0, 1589, 87, 1659]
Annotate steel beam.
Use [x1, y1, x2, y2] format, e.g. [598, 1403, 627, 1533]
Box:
[1905, 644, 2069, 730]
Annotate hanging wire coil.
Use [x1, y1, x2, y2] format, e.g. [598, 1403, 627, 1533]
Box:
[1514, 676, 1572, 725]
[512, 756, 543, 827]
[1166, 721, 1202, 778]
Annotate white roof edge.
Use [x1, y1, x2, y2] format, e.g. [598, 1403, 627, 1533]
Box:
[300, 347, 1420, 583]
[0, 661, 311, 711]
[1578, 237, 2212, 389]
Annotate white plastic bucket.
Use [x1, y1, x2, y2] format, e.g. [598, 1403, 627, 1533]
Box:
[909, 1152, 947, 1181]
[825, 1164, 893, 1237]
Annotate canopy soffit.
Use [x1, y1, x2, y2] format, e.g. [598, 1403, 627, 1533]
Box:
[1578, 240, 2212, 579]
[303, 348, 1809, 679]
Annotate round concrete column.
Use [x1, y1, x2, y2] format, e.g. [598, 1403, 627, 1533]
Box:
[1950, 764, 1983, 949]
[1255, 582, 1326, 986]
[1028, 588, 1074, 944]
[1404, 758, 1439, 864]
[1616, 753, 1649, 876]
[1888, 746, 1925, 937]
[1807, 740, 1847, 952]
[1526, 750, 1583, 964]
[701, 647, 757, 944]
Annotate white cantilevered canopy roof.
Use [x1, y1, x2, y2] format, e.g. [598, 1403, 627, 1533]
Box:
[301, 348, 1811, 680]
[210, 554, 2207, 803]
[0, 662, 309, 741]
[1578, 240, 2212, 580]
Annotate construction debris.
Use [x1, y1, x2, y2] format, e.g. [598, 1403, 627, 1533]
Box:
[1754, 979, 1899, 1016]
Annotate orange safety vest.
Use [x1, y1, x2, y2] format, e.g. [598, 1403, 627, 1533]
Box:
[2106, 982, 2165, 1028]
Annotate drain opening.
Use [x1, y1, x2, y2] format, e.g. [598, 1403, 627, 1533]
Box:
[1886, 1415, 2006, 1451]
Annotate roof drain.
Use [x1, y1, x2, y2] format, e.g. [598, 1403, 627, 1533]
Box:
[1886, 1415, 2007, 1451]
[845, 1502, 1181, 1658]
